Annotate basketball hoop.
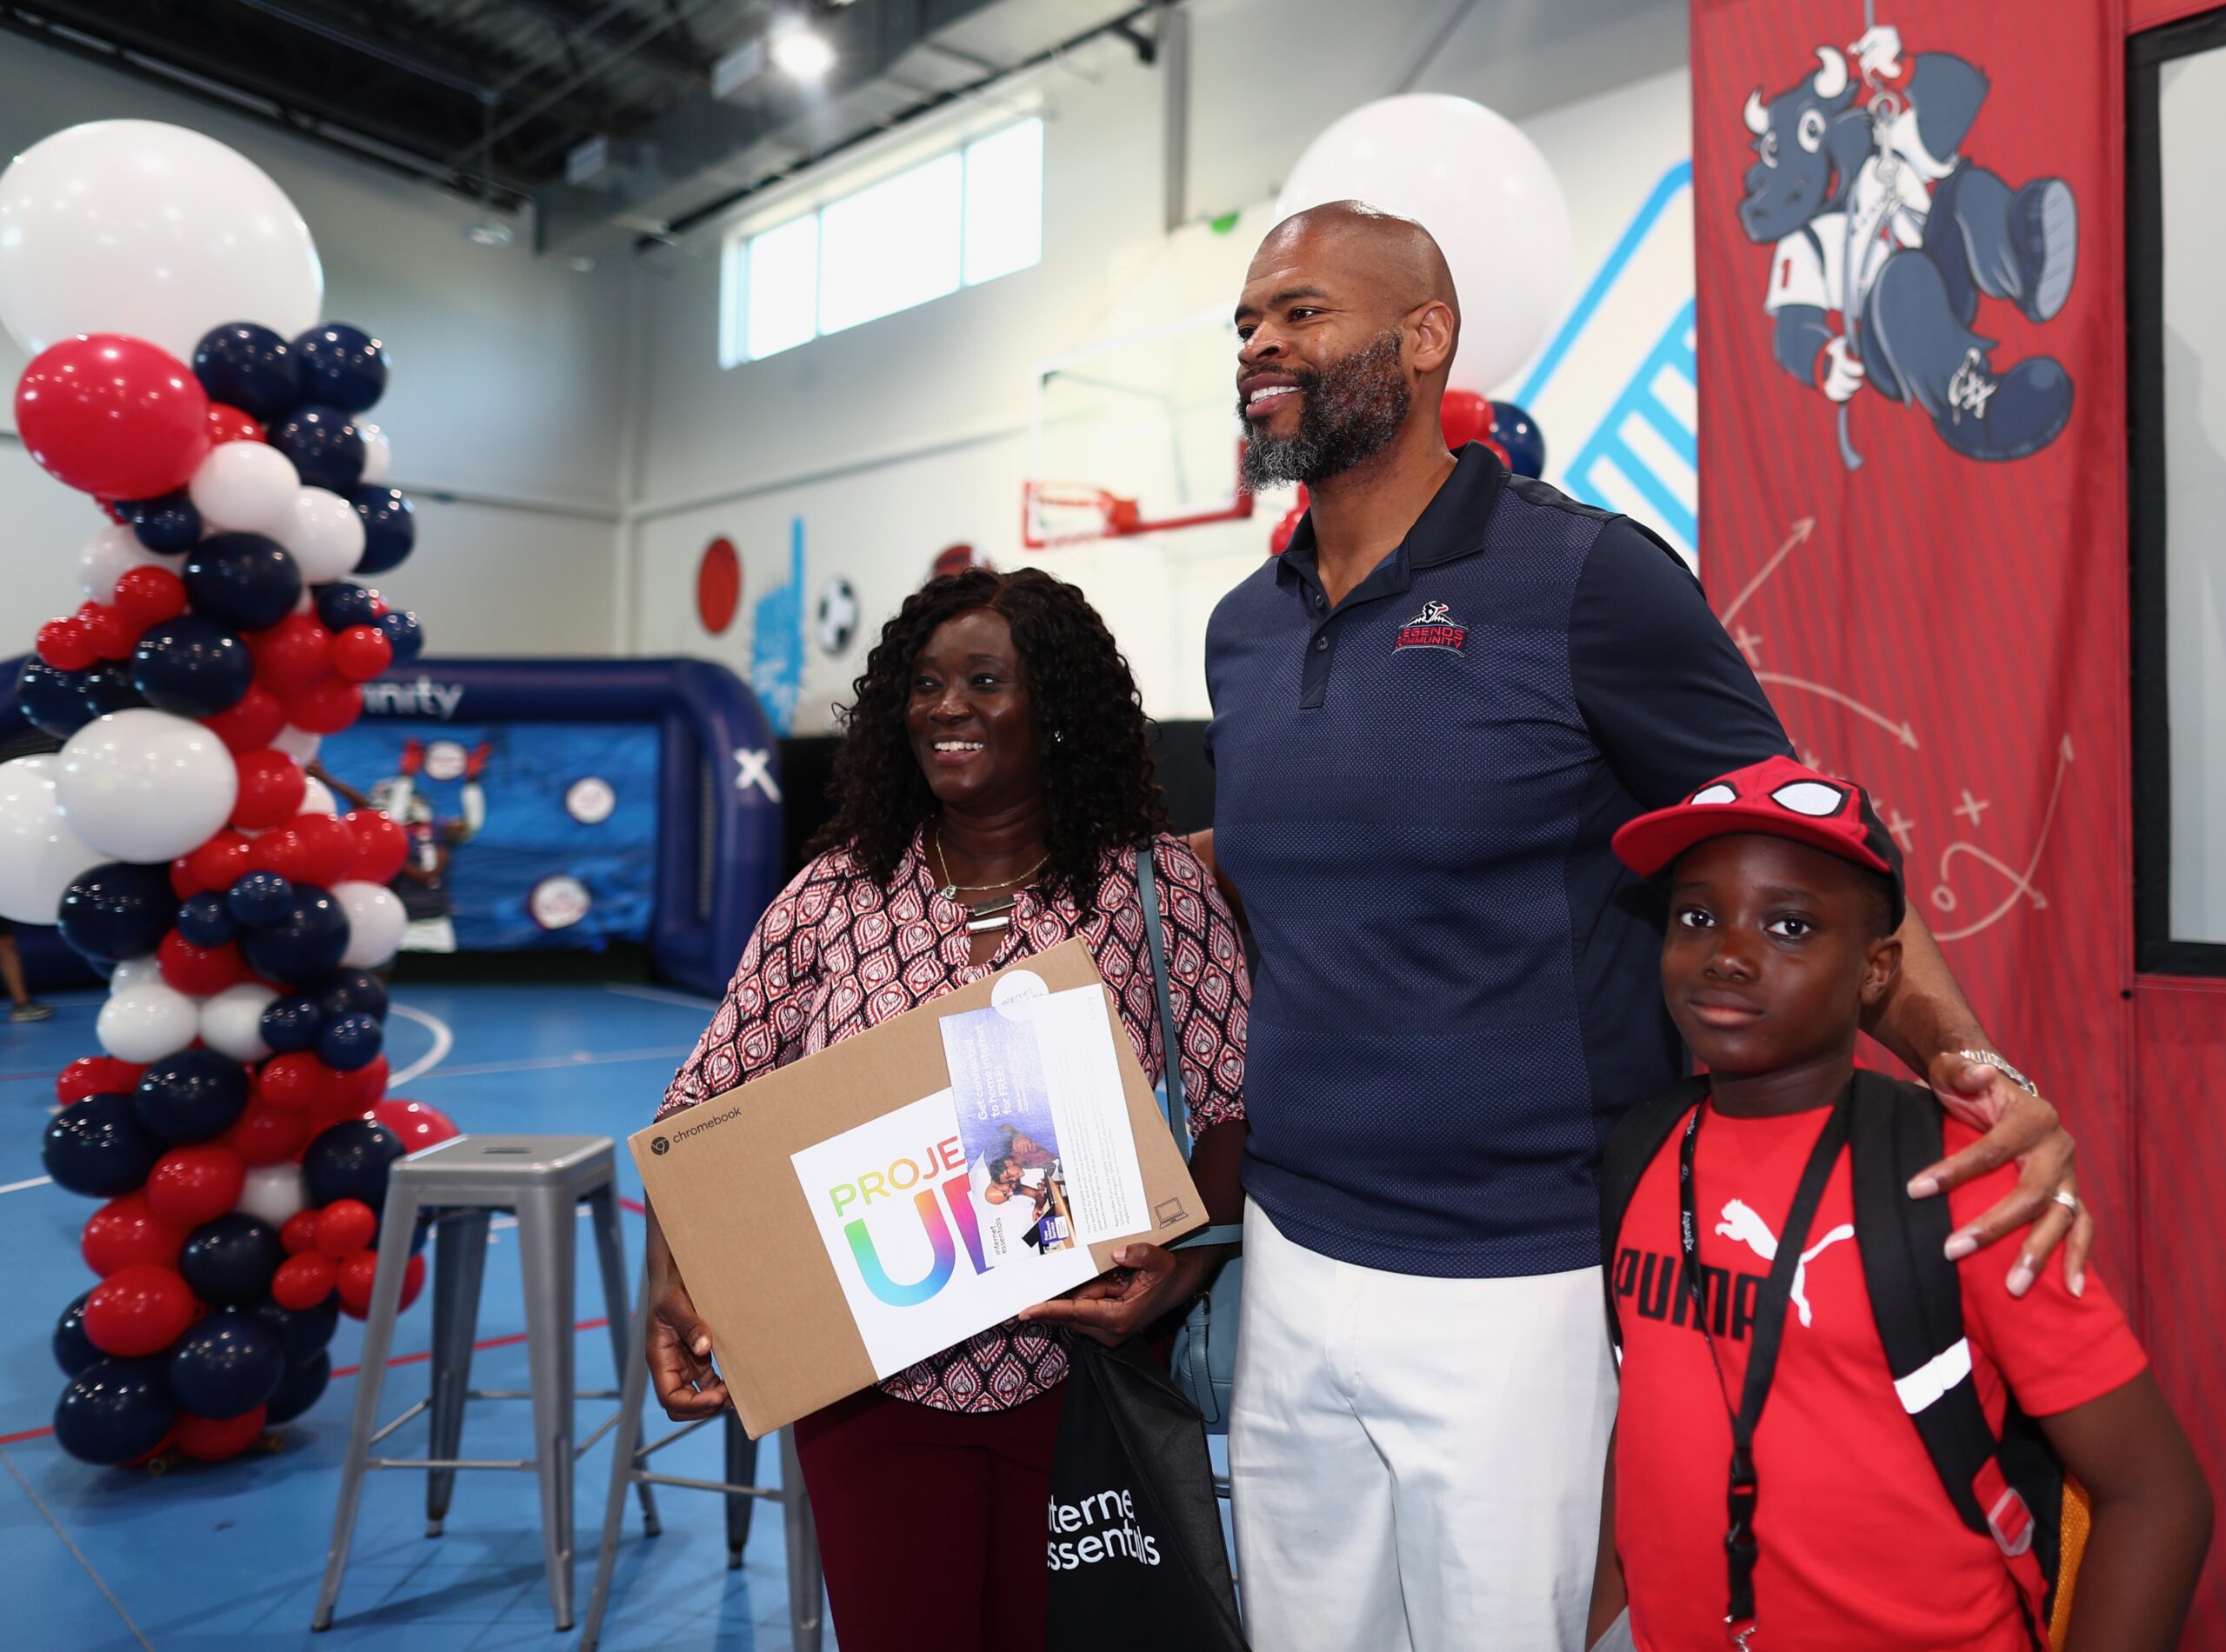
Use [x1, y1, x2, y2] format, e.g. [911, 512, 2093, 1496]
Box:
[1021, 481, 1144, 549]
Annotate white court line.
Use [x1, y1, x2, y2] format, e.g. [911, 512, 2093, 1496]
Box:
[409, 1045, 691, 1082]
[386, 1002, 454, 1089]
[0, 1176, 53, 1196]
[0, 1444, 156, 1650]
[603, 983, 718, 1009]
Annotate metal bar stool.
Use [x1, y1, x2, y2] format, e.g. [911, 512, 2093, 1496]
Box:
[579, 1259, 823, 1652]
[312, 1134, 651, 1633]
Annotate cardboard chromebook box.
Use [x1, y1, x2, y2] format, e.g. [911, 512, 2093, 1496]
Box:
[630, 938, 1207, 1438]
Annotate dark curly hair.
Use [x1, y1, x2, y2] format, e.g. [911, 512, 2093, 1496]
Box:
[809, 568, 1167, 908]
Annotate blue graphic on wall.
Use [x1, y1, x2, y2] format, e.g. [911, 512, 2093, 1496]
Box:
[750, 516, 806, 735]
[317, 720, 657, 951]
[1516, 160, 1699, 567]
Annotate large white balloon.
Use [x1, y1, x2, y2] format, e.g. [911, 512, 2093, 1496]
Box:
[235, 1162, 307, 1229]
[97, 983, 202, 1063]
[77, 523, 170, 604]
[189, 441, 301, 535]
[108, 956, 164, 996]
[0, 120, 323, 359]
[0, 756, 106, 923]
[277, 487, 367, 583]
[300, 776, 340, 817]
[200, 980, 279, 1063]
[57, 709, 238, 863]
[335, 880, 406, 969]
[1275, 95, 1572, 395]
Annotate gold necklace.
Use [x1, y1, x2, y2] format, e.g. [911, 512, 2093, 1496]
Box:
[932, 825, 1047, 901]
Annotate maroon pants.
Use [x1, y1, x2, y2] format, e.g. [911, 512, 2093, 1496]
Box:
[790, 1382, 1065, 1652]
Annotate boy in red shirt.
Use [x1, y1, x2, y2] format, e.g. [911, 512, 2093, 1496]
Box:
[1586, 757, 2209, 1652]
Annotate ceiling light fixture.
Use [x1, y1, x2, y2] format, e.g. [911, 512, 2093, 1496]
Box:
[770, 19, 836, 80]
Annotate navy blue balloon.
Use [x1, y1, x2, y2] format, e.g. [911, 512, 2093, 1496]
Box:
[193, 323, 298, 423]
[166, 1316, 285, 1418]
[175, 891, 238, 948]
[303, 1117, 407, 1209]
[240, 884, 349, 981]
[259, 993, 323, 1053]
[131, 616, 251, 718]
[1488, 400, 1546, 479]
[227, 870, 296, 929]
[264, 1351, 330, 1425]
[54, 1291, 101, 1378]
[57, 863, 177, 962]
[308, 968, 389, 1023]
[43, 1093, 166, 1198]
[135, 1051, 251, 1146]
[349, 486, 415, 576]
[317, 1011, 383, 1072]
[374, 609, 423, 663]
[178, 1215, 283, 1307]
[79, 660, 150, 719]
[124, 490, 202, 554]
[313, 581, 381, 631]
[55, 1357, 175, 1464]
[17, 658, 93, 739]
[224, 1293, 338, 1366]
[183, 533, 302, 632]
[292, 324, 388, 414]
[270, 405, 364, 492]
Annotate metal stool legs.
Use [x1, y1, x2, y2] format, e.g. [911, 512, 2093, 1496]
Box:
[424, 1208, 490, 1535]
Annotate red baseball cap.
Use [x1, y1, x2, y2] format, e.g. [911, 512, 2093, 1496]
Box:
[1611, 755, 1905, 927]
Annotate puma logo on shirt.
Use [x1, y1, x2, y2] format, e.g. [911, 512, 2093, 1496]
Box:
[1714, 1199, 1856, 1328]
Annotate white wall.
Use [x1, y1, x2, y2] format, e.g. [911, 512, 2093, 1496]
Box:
[0, 35, 631, 656]
[624, 0, 1699, 732]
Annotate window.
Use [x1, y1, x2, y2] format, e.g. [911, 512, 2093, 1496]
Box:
[721, 117, 1043, 365]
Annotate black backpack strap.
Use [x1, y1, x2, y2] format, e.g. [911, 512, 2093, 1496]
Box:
[1598, 1076, 1709, 1354]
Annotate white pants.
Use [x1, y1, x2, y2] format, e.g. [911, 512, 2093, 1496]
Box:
[1230, 1204, 1617, 1652]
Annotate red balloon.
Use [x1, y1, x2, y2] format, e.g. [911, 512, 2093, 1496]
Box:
[280, 1209, 323, 1256]
[58, 1056, 139, 1106]
[1439, 389, 1494, 450]
[200, 683, 288, 755]
[316, 1199, 378, 1259]
[370, 1100, 460, 1154]
[335, 1250, 379, 1318]
[218, 1101, 310, 1167]
[144, 1145, 247, 1228]
[289, 812, 360, 888]
[247, 615, 331, 694]
[206, 403, 265, 448]
[83, 1264, 200, 1358]
[230, 749, 306, 831]
[80, 603, 140, 663]
[112, 565, 189, 627]
[271, 1252, 337, 1310]
[36, 616, 96, 671]
[175, 1405, 265, 1462]
[82, 1194, 189, 1276]
[287, 677, 363, 736]
[255, 1052, 330, 1114]
[177, 829, 254, 899]
[398, 1252, 427, 1313]
[345, 809, 408, 883]
[157, 930, 243, 996]
[14, 334, 213, 499]
[330, 625, 394, 683]
[333, 1053, 389, 1112]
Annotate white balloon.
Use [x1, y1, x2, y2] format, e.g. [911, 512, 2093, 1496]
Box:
[77, 523, 169, 604]
[0, 756, 106, 923]
[0, 120, 323, 359]
[190, 440, 302, 535]
[57, 709, 237, 863]
[335, 880, 406, 969]
[277, 487, 368, 583]
[235, 1162, 307, 1229]
[301, 777, 340, 816]
[107, 955, 164, 996]
[200, 980, 278, 1062]
[1276, 95, 1572, 395]
[272, 725, 323, 763]
[97, 983, 201, 1063]
[357, 423, 392, 485]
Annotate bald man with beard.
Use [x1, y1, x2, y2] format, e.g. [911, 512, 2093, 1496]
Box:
[1196, 203, 2083, 1650]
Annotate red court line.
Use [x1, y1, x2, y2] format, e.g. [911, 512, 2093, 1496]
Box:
[620, 1196, 646, 1216]
[0, 1315, 616, 1447]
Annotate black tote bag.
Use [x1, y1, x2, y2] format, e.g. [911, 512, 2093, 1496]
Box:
[1046, 1336, 1249, 1650]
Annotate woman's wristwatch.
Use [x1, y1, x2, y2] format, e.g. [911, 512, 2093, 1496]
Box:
[1955, 1049, 2037, 1096]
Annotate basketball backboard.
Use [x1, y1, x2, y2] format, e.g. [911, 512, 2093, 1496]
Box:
[1023, 310, 1252, 548]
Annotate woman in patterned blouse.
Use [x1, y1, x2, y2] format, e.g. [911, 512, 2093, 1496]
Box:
[649, 568, 1250, 1651]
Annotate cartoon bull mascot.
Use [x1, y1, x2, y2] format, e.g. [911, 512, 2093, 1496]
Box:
[1739, 23, 2077, 463]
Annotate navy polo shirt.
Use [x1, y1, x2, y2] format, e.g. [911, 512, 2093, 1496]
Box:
[1204, 445, 1792, 1278]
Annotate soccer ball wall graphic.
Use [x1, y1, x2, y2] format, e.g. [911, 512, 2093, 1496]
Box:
[816, 576, 858, 657]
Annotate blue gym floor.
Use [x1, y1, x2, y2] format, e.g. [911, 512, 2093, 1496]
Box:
[0, 981, 833, 1652]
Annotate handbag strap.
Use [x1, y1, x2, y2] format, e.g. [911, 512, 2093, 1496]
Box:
[1136, 843, 1243, 1251]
